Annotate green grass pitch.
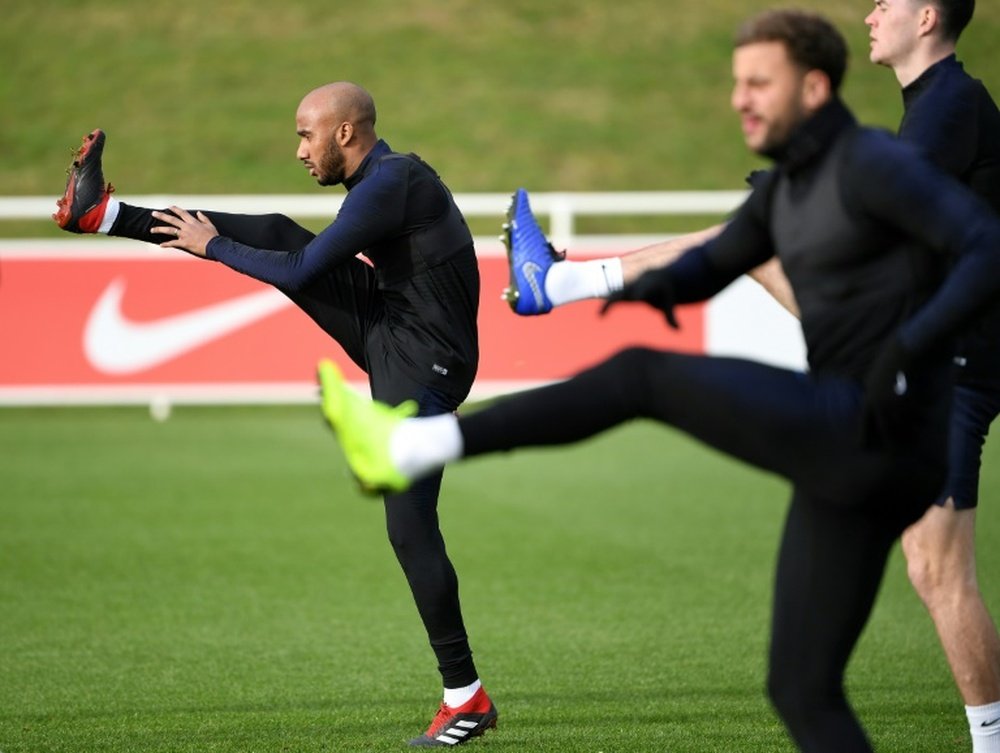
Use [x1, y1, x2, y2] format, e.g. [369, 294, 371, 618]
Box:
[2, 404, 998, 751]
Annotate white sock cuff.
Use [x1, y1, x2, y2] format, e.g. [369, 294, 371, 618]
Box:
[390, 413, 463, 481]
[600, 256, 625, 293]
[443, 679, 481, 708]
[98, 196, 120, 234]
[967, 699, 1000, 719]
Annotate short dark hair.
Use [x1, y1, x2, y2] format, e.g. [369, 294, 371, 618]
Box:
[735, 9, 848, 93]
[929, 0, 975, 42]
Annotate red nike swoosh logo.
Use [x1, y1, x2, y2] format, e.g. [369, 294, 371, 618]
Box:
[83, 277, 292, 374]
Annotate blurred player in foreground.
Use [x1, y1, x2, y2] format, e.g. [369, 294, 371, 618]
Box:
[501, 2, 1000, 749]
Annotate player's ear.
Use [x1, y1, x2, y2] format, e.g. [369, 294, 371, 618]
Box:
[917, 3, 939, 37]
[802, 69, 832, 112]
[336, 121, 354, 146]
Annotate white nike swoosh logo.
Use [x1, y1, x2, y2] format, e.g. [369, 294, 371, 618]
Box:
[521, 261, 545, 310]
[893, 371, 908, 396]
[84, 277, 292, 374]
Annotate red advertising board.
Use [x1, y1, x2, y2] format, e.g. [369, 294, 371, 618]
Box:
[0, 239, 703, 403]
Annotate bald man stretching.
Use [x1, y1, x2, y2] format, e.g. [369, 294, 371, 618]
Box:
[54, 82, 497, 747]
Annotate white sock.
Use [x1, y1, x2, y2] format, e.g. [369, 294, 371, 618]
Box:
[97, 196, 120, 234]
[968, 700, 1000, 753]
[443, 679, 481, 708]
[545, 257, 624, 307]
[389, 414, 463, 481]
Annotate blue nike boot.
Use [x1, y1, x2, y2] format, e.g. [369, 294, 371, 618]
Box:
[501, 188, 565, 315]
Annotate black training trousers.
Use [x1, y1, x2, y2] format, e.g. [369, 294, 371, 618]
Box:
[112, 206, 479, 687]
[459, 346, 947, 752]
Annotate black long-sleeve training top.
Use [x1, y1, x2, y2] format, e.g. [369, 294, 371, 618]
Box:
[668, 98, 1000, 383]
[900, 54, 1000, 381]
[205, 140, 480, 399]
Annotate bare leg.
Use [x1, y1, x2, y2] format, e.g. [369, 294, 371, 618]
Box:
[902, 501, 1000, 705]
[618, 225, 726, 284]
[618, 228, 799, 316]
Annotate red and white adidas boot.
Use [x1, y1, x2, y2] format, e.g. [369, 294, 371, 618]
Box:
[409, 686, 498, 747]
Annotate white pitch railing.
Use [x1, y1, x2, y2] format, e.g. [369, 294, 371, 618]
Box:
[1, 191, 748, 246]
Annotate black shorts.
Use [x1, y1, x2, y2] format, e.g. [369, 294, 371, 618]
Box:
[939, 380, 1000, 509]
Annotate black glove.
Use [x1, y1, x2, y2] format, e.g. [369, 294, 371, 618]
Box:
[601, 267, 680, 329]
[861, 338, 914, 445]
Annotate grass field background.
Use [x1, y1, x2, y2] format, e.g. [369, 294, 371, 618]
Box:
[2, 406, 999, 752]
[4, 1, 1000, 750]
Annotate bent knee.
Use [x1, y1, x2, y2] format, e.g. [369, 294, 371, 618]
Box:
[902, 533, 935, 598]
[606, 346, 660, 372]
[603, 346, 675, 390]
[902, 527, 979, 607]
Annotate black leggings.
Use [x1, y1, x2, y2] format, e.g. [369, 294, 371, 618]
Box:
[459, 347, 945, 751]
[112, 204, 478, 686]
